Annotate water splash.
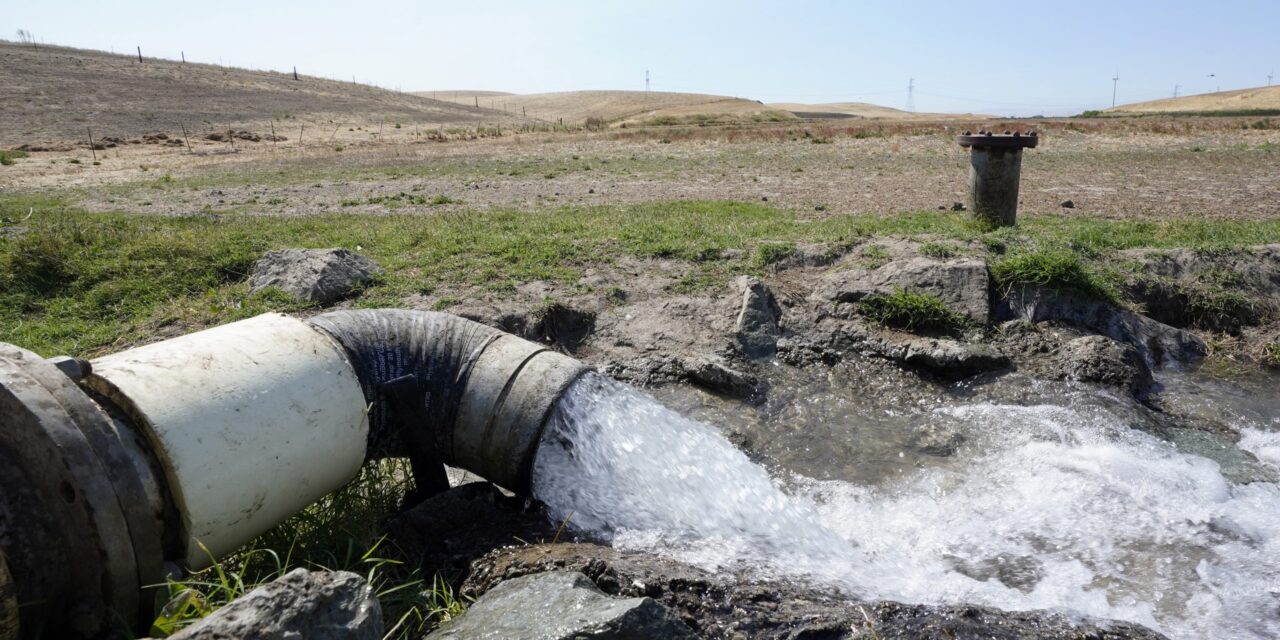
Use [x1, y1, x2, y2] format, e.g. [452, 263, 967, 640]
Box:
[532, 371, 1280, 639]
[532, 372, 861, 585]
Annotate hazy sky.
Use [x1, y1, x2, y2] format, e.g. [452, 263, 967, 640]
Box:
[7, 0, 1279, 116]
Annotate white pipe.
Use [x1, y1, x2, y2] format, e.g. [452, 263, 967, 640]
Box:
[85, 314, 368, 567]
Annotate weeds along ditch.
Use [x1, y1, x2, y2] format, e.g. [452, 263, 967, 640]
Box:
[4, 193, 1280, 358]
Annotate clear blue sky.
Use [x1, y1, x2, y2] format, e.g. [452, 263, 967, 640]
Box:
[7, 0, 1279, 116]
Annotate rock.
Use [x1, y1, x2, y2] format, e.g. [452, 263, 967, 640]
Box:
[909, 422, 965, 456]
[1117, 245, 1279, 334]
[687, 359, 757, 399]
[898, 337, 1010, 379]
[387, 483, 555, 583]
[1003, 287, 1206, 367]
[248, 248, 382, 304]
[948, 553, 1045, 593]
[169, 569, 382, 640]
[1053, 335, 1153, 397]
[768, 243, 848, 270]
[734, 276, 782, 358]
[1060, 199, 1075, 209]
[815, 257, 992, 324]
[429, 571, 696, 640]
[601, 354, 690, 388]
[463, 543, 1167, 640]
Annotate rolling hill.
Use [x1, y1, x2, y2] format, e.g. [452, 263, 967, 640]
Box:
[0, 41, 519, 146]
[1108, 85, 1280, 114]
[768, 102, 989, 120]
[418, 90, 796, 125]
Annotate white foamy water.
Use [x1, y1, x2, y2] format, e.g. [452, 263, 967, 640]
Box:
[532, 372, 1280, 639]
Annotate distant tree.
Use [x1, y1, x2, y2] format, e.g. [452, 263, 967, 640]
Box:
[16, 29, 33, 44]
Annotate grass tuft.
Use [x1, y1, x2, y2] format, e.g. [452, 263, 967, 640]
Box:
[755, 242, 797, 268]
[919, 242, 957, 259]
[858, 288, 969, 334]
[0, 149, 30, 166]
[990, 248, 1117, 301]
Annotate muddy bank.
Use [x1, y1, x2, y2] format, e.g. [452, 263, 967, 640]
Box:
[372, 240, 1280, 638]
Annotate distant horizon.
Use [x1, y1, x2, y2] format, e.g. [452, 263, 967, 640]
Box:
[6, 0, 1278, 117]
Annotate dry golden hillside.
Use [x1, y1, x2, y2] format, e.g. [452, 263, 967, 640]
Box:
[1108, 85, 1280, 114]
[0, 41, 520, 146]
[422, 90, 795, 125]
[769, 102, 989, 120]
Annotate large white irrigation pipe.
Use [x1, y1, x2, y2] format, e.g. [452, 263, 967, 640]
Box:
[0, 311, 589, 639]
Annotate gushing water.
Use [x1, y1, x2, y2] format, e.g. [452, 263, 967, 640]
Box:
[532, 371, 1280, 639]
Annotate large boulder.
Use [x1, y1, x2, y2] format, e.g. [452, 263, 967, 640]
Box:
[169, 569, 382, 640]
[248, 248, 382, 304]
[428, 571, 696, 640]
[1004, 288, 1206, 367]
[815, 258, 992, 324]
[734, 276, 782, 359]
[1053, 335, 1154, 397]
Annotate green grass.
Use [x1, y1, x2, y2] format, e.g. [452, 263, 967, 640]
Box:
[0, 149, 30, 166]
[5, 193, 1280, 357]
[858, 288, 969, 334]
[919, 241, 957, 259]
[151, 459, 464, 638]
[990, 248, 1119, 301]
[755, 242, 797, 268]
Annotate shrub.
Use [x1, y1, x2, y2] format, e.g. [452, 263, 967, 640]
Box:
[0, 150, 29, 166]
[858, 288, 968, 334]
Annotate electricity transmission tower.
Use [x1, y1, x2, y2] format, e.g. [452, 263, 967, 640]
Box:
[645, 69, 650, 92]
[1173, 84, 1180, 98]
[1269, 70, 1274, 86]
[1111, 73, 1119, 108]
[906, 78, 915, 112]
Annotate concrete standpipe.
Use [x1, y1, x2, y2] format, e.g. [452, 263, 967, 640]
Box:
[957, 130, 1039, 227]
[0, 311, 590, 639]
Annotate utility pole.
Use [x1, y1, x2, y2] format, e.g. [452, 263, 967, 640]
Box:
[645, 69, 650, 92]
[906, 77, 915, 112]
[1111, 73, 1119, 108]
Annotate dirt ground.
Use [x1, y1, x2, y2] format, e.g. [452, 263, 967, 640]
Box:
[3, 116, 1278, 220]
